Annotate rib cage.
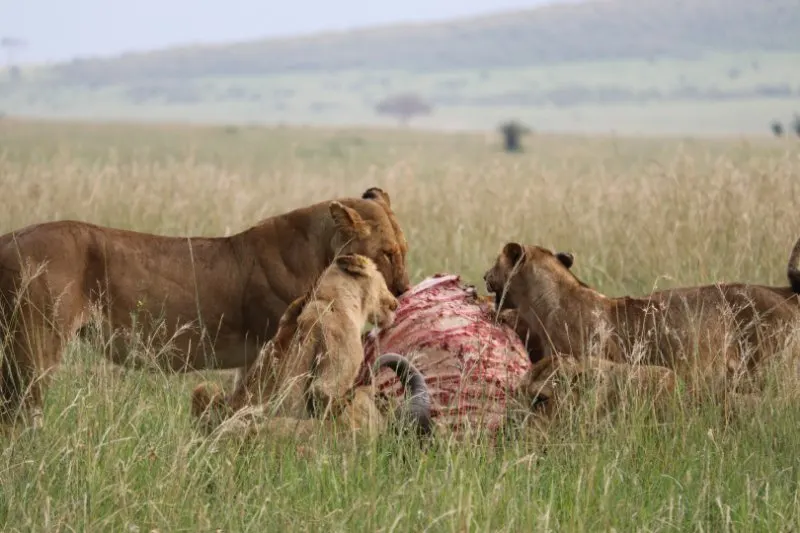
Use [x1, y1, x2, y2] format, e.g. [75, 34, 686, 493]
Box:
[360, 274, 531, 434]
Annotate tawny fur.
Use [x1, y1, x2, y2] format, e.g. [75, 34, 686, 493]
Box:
[518, 354, 679, 430]
[484, 238, 800, 400]
[0, 187, 410, 425]
[479, 294, 677, 427]
[479, 294, 545, 364]
[191, 254, 399, 436]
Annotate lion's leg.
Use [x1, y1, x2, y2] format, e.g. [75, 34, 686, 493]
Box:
[191, 341, 304, 435]
[227, 335, 285, 409]
[0, 313, 64, 428]
[191, 381, 234, 435]
[306, 347, 364, 418]
[191, 357, 284, 435]
[338, 385, 386, 437]
[498, 308, 548, 363]
[229, 414, 332, 440]
[677, 344, 749, 410]
[212, 385, 385, 441]
[604, 359, 681, 418]
[230, 365, 250, 398]
[225, 295, 309, 407]
[525, 355, 680, 424]
[86, 316, 149, 371]
[0, 350, 31, 425]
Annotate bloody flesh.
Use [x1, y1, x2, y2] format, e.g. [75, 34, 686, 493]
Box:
[360, 274, 531, 433]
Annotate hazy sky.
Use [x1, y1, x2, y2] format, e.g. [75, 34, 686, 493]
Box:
[1, 0, 565, 64]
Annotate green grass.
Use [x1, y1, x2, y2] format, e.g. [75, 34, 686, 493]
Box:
[1, 118, 800, 531]
[5, 349, 800, 531]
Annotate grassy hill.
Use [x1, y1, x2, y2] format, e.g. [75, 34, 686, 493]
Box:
[2, 0, 799, 134]
[45, 0, 800, 83]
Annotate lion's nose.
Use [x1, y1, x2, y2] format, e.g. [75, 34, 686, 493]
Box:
[393, 282, 410, 297]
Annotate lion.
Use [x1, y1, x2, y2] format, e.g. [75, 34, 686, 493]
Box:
[478, 294, 545, 364]
[192, 254, 432, 441]
[484, 239, 800, 402]
[198, 353, 431, 443]
[516, 354, 679, 432]
[0, 187, 410, 426]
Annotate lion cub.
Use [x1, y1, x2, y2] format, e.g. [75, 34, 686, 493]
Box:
[192, 253, 399, 432]
[518, 354, 678, 430]
[484, 239, 800, 400]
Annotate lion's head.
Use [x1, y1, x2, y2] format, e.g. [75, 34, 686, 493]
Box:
[483, 242, 584, 312]
[332, 254, 398, 329]
[328, 187, 410, 298]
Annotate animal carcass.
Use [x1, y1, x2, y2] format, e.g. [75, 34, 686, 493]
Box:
[359, 274, 531, 434]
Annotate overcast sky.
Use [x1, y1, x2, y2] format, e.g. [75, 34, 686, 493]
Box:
[1, 0, 567, 64]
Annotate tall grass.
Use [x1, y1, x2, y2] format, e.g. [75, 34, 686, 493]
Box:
[0, 118, 799, 531]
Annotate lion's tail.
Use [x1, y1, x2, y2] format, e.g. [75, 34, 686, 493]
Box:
[373, 353, 433, 439]
[787, 237, 800, 293]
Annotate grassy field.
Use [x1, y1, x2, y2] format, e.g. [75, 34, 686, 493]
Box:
[4, 51, 800, 135]
[1, 118, 800, 531]
[5, 0, 799, 135]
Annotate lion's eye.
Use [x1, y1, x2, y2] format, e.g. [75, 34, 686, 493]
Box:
[531, 395, 550, 410]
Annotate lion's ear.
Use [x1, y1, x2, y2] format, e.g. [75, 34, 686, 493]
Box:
[503, 242, 525, 266]
[555, 252, 574, 269]
[335, 254, 372, 277]
[362, 187, 391, 207]
[280, 294, 309, 325]
[330, 201, 371, 238]
[527, 355, 558, 382]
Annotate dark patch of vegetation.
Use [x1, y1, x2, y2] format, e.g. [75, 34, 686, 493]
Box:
[375, 93, 433, 125]
[124, 83, 203, 105]
[499, 120, 530, 152]
[426, 82, 799, 109]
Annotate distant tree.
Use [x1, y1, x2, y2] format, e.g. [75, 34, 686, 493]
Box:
[771, 120, 784, 137]
[727, 67, 741, 80]
[793, 114, 800, 138]
[375, 93, 432, 125]
[499, 120, 531, 152]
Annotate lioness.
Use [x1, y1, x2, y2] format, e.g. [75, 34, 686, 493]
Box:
[479, 294, 544, 364]
[192, 254, 431, 440]
[0, 187, 410, 425]
[484, 239, 800, 400]
[201, 353, 431, 443]
[518, 354, 679, 430]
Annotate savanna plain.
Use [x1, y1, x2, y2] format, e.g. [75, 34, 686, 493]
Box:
[1, 118, 800, 532]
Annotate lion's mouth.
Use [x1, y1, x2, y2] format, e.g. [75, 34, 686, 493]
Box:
[392, 283, 410, 298]
[493, 288, 515, 310]
[494, 290, 504, 308]
[484, 275, 513, 310]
